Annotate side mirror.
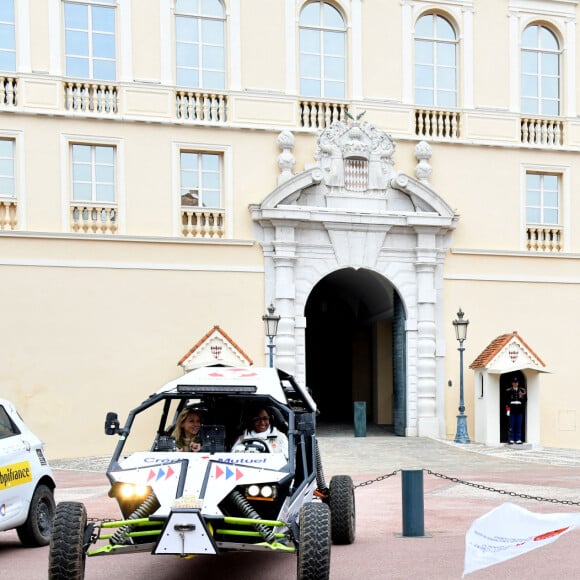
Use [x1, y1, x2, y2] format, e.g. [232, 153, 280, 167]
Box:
[105, 412, 120, 435]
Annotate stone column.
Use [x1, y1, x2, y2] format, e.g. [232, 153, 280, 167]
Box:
[272, 226, 297, 374]
[415, 230, 439, 437]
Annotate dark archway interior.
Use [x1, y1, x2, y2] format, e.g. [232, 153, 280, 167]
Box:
[305, 268, 396, 424]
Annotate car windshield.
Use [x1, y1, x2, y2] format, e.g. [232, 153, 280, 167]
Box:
[114, 394, 290, 459]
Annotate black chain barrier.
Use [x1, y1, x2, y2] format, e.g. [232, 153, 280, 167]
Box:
[355, 468, 580, 506]
[354, 469, 401, 488]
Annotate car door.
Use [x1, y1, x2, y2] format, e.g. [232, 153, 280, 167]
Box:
[0, 403, 33, 530]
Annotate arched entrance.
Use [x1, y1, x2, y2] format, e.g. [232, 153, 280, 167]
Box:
[250, 119, 458, 438]
[304, 268, 407, 435]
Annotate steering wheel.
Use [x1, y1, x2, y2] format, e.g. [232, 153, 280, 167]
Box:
[240, 438, 270, 453]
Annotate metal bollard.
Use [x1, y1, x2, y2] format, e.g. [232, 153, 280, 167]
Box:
[353, 401, 366, 437]
[400, 469, 429, 538]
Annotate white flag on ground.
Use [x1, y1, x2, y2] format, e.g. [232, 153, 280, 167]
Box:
[463, 502, 580, 577]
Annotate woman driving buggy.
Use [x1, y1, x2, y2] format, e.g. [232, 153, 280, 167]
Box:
[232, 406, 288, 458]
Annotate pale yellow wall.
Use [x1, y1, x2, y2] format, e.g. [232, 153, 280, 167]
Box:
[131, 0, 162, 82]
[241, 0, 285, 92]
[1, 248, 265, 458]
[472, 1, 511, 109]
[360, 0, 403, 102]
[27, 0, 51, 74]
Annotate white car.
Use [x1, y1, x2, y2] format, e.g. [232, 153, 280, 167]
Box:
[0, 398, 56, 546]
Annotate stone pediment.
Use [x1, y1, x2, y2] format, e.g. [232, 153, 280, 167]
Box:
[469, 331, 548, 374]
[178, 325, 253, 371]
[261, 121, 455, 219]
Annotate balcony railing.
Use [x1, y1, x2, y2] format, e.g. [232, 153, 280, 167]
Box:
[70, 203, 117, 234]
[176, 91, 227, 123]
[526, 225, 562, 252]
[521, 117, 564, 146]
[415, 108, 461, 139]
[1, 76, 17, 107]
[181, 208, 224, 238]
[64, 82, 118, 114]
[0, 199, 17, 230]
[299, 100, 349, 129]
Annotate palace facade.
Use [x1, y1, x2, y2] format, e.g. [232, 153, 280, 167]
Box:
[1, 0, 578, 457]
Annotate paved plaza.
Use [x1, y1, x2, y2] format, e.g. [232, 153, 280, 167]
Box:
[44, 426, 580, 579]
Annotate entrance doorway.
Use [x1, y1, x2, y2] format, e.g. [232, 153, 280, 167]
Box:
[304, 268, 406, 433]
[499, 372, 526, 443]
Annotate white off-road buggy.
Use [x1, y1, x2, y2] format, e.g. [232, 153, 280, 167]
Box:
[48, 365, 355, 580]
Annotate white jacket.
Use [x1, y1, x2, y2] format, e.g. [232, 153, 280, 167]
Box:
[233, 426, 289, 458]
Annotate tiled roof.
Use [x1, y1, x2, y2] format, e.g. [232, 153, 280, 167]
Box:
[469, 330, 545, 369]
[178, 325, 253, 366]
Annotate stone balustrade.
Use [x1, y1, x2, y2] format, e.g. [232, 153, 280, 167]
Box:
[64, 82, 118, 114]
[0, 76, 17, 107]
[0, 199, 17, 230]
[181, 208, 224, 238]
[299, 100, 349, 129]
[521, 117, 564, 146]
[176, 90, 227, 123]
[526, 225, 562, 252]
[415, 108, 461, 139]
[70, 204, 118, 234]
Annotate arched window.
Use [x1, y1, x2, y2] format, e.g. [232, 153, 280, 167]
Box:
[175, 0, 225, 90]
[414, 13, 457, 107]
[299, 1, 346, 99]
[521, 24, 560, 116]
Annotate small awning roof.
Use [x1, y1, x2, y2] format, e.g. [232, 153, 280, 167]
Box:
[469, 331, 549, 375]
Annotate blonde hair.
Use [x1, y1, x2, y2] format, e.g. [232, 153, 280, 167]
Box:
[171, 408, 202, 441]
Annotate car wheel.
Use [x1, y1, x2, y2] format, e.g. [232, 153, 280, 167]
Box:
[329, 474, 356, 544]
[48, 501, 88, 580]
[16, 483, 56, 547]
[296, 502, 331, 580]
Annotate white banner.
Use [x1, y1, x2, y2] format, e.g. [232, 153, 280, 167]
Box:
[463, 502, 580, 577]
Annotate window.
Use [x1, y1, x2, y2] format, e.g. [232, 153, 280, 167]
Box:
[414, 13, 457, 107]
[0, 405, 18, 439]
[526, 173, 559, 225]
[0, 139, 15, 197]
[64, 0, 116, 81]
[180, 151, 221, 208]
[72, 144, 115, 203]
[175, 0, 225, 90]
[299, 1, 346, 99]
[521, 24, 560, 116]
[0, 0, 16, 72]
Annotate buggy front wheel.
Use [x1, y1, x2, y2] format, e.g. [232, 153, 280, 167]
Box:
[48, 501, 88, 580]
[296, 502, 331, 580]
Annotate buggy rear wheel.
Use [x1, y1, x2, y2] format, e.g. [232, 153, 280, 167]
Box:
[329, 475, 356, 544]
[48, 501, 88, 580]
[296, 502, 331, 580]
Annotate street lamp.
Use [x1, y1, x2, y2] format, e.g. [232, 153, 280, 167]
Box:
[453, 308, 470, 444]
[262, 303, 280, 368]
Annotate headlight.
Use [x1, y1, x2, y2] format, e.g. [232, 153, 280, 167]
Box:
[109, 482, 152, 501]
[245, 484, 277, 500]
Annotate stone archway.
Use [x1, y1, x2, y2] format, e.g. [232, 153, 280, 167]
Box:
[250, 120, 458, 437]
[304, 268, 403, 430]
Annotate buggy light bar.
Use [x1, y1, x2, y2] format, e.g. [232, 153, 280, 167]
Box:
[177, 385, 257, 394]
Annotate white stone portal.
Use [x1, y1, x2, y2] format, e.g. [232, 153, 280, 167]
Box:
[251, 120, 458, 437]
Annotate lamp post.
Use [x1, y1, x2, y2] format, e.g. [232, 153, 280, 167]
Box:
[453, 308, 470, 444]
[262, 303, 280, 368]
